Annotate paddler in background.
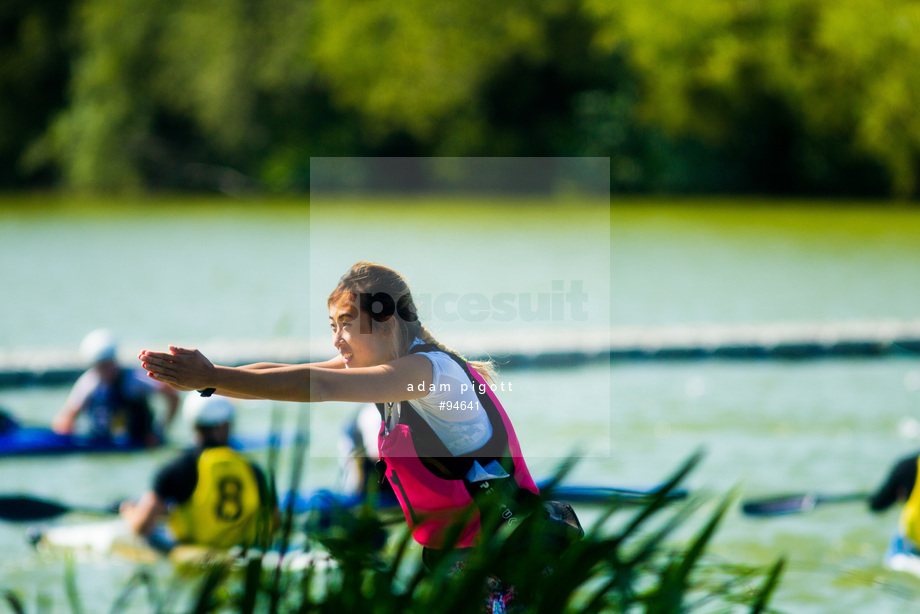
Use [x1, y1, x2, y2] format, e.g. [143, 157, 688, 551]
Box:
[120, 394, 279, 550]
[868, 449, 920, 559]
[52, 328, 179, 447]
[338, 403, 394, 500]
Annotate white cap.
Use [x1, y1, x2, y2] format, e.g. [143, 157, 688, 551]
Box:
[80, 329, 118, 364]
[183, 394, 235, 427]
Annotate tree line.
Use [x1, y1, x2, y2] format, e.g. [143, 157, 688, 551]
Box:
[2, 0, 919, 198]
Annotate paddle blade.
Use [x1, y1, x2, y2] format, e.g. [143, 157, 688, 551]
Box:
[742, 494, 816, 517]
[0, 496, 71, 522]
[741, 492, 868, 517]
[549, 485, 689, 505]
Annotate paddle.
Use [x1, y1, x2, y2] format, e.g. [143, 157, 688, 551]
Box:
[741, 492, 870, 517]
[540, 483, 689, 503]
[283, 483, 690, 515]
[2, 483, 689, 522]
[0, 495, 120, 522]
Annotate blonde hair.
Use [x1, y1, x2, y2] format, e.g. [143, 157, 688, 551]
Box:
[327, 262, 497, 382]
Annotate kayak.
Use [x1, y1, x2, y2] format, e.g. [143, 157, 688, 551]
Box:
[30, 518, 334, 572]
[0, 408, 155, 457]
[31, 518, 162, 564]
[884, 532, 920, 578]
[0, 411, 286, 457]
[0, 425, 151, 457]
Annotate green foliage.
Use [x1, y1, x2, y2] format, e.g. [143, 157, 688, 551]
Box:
[1, 453, 783, 614]
[2, 0, 919, 196]
[0, 0, 72, 187]
[308, 0, 546, 139]
[62, 555, 83, 614]
[176, 452, 781, 614]
[4, 454, 792, 614]
[1, 589, 27, 614]
[253, 453, 785, 613]
[587, 0, 920, 197]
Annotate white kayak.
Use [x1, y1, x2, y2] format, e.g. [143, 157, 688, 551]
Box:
[31, 518, 335, 572]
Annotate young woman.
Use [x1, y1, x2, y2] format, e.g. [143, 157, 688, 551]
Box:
[139, 262, 540, 555]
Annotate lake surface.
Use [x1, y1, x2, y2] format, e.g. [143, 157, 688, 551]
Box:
[2, 195, 920, 612]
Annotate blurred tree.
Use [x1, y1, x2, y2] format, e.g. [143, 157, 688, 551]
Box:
[586, 0, 915, 197]
[28, 0, 162, 190]
[306, 0, 726, 193]
[4, 0, 918, 198]
[28, 0, 364, 192]
[0, 0, 72, 187]
[308, 0, 545, 141]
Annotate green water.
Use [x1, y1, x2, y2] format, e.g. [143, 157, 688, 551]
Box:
[2, 196, 920, 612]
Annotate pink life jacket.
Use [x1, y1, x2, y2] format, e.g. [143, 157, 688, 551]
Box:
[376, 344, 539, 549]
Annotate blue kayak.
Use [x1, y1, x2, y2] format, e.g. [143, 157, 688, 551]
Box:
[0, 408, 149, 456]
[0, 410, 286, 457]
[0, 424, 149, 457]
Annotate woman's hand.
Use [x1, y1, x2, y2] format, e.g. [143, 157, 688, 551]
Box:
[138, 346, 214, 391]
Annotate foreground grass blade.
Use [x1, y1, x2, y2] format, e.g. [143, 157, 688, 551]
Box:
[63, 555, 83, 614]
[107, 569, 157, 614]
[190, 563, 230, 614]
[749, 557, 785, 614]
[239, 555, 262, 614]
[2, 590, 26, 614]
[590, 449, 703, 542]
[644, 493, 734, 613]
[270, 404, 310, 614]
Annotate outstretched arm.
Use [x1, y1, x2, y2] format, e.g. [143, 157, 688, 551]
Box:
[139, 346, 431, 404]
[52, 372, 94, 434]
[120, 491, 167, 535]
[51, 402, 80, 434]
[241, 355, 345, 370]
[197, 357, 345, 399]
[140, 346, 311, 401]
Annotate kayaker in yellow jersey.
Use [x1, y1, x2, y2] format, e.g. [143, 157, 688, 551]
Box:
[120, 395, 279, 550]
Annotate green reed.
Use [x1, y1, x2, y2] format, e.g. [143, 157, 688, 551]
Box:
[2, 422, 784, 614]
[183, 449, 783, 613]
